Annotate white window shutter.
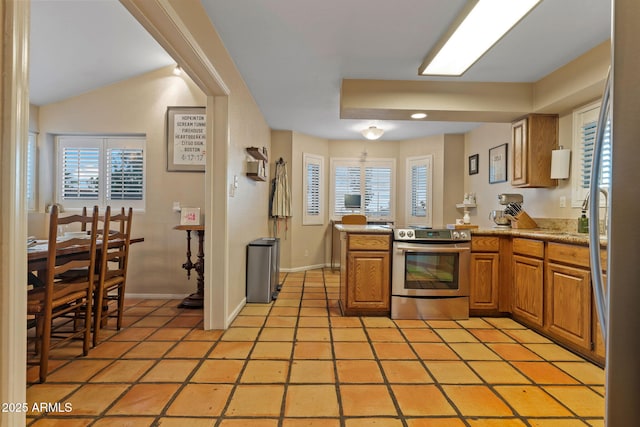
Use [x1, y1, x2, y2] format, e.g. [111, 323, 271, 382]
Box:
[61, 146, 100, 201]
[406, 155, 432, 226]
[26, 133, 37, 211]
[303, 153, 324, 225]
[330, 158, 395, 221]
[572, 101, 611, 207]
[57, 136, 146, 210]
[106, 147, 144, 201]
[365, 165, 392, 219]
[333, 162, 361, 217]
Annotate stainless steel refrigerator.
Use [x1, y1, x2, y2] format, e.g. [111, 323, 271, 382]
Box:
[592, 1, 640, 424]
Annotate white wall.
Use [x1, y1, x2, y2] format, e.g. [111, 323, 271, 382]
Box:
[464, 113, 583, 228]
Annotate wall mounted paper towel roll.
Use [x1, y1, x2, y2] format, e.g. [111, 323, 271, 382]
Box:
[550, 148, 571, 179]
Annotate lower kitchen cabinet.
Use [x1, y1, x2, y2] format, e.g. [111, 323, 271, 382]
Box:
[346, 251, 390, 312]
[339, 232, 391, 316]
[470, 253, 499, 311]
[545, 262, 592, 349]
[512, 254, 544, 327]
[511, 238, 545, 327]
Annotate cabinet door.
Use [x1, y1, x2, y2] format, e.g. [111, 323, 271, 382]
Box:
[546, 263, 592, 350]
[512, 255, 544, 327]
[511, 118, 528, 186]
[470, 253, 499, 310]
[347, 251, 390, 311]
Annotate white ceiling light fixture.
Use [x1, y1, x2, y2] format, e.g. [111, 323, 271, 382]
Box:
[419, 0, 542, 76]
[173, 65, 183, 75]
[411, 113, 428, 119]
[361, 126, 384, 140]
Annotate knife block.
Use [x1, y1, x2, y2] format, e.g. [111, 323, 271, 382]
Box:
[510, 211, 537, 229]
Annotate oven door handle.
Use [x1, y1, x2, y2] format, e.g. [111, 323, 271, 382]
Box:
[394, 243, 469, 253]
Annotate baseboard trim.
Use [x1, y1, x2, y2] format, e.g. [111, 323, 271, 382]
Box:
[226, 297, 246, 328]
[125, 293, 188, 300]
[280, 263, 327, 273]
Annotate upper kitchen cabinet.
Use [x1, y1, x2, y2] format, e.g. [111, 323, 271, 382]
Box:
[511, 114, 559, 188]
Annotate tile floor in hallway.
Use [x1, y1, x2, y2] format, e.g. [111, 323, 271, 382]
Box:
[26, 268, 605, 427]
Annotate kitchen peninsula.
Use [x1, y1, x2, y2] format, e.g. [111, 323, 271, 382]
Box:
[334, 224, 393, 316]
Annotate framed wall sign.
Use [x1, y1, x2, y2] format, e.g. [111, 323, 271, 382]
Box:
[180, 207, 201, 225]
[489, 143, 508, 184]
[468, 154, 479, 175]
[166, 106, 206, 172]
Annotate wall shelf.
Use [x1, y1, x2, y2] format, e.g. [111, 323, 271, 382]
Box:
[247, 173, 266, 182]
[246, 147, 268, 162]
[246, 147, 268, 181]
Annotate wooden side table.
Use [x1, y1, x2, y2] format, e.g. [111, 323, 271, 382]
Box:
[174, 225, 204, 308]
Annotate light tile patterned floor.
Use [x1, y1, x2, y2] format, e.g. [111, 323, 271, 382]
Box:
[26, 268, 605, 426]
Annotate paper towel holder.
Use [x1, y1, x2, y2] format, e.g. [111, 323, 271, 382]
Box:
[550, 146, 571, 179]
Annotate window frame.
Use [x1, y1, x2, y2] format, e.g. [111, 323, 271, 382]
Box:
[405, 155, 433, 227]
[329, 157, 395, 222]
[302, 153, 324, 225]
[56, 135, 146, 211]
[572, 100, 610, 208]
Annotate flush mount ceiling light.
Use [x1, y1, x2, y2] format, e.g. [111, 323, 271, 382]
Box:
[419, 0, 541, 76]
[361, 126, 384, 140]
[411, 113, 428, 119]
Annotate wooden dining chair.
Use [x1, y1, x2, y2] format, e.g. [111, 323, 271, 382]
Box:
[341, 214, 367, 225]
[27, 205, 99, 383]
[93, 206, 133, 346]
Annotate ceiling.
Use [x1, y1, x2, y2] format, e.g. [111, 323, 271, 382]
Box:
[30, 0, 611, 141]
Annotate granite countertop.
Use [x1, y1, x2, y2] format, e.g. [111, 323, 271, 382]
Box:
[472, 227, 607, 247]
[334, 224, 393, 234]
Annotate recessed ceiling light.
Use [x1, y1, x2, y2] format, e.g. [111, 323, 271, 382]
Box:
[419, 0, 541, 76]
[411, 113, 428, 119]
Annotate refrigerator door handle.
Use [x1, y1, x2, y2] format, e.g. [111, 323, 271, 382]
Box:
[588, 69, 611, 342]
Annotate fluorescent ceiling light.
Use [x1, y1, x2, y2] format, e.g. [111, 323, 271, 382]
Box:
[411, 113, 428, 119]
[419, 0, 541, 76]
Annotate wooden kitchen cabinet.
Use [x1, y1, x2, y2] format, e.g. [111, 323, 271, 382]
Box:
[545, 262, 591, 349]
[511, 114, 558, 188]
[339, 232, 391, 316]
[511, 238, 545, 327]
[470, 237, 500, 313]
[546, 242, 606, 360]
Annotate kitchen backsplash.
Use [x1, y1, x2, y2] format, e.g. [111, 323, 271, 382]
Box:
[534, 217, 606, 234]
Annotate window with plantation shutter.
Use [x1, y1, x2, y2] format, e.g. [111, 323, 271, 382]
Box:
[57, 136, 145, 210]
[26, 132, 37, 211]
[303, 153, 324, 225]
[572, 101, 611, 207]
[406, 155, 432, 226]
[330, 158, 395, 221]
[365, 165, 391, 218]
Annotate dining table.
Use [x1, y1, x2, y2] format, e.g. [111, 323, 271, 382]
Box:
[27, 236, 145, 278]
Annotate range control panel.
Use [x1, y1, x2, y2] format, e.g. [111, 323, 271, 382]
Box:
[393, 227, 470, 242]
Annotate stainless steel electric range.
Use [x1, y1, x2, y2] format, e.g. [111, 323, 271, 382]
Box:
[391, 226, 471, 320]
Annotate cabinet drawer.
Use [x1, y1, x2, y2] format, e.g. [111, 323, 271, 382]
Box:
[471, 236, 500, 252]
[512, 238, 544, 258]
[348, 234, 390, 251]
[547, 242, 607, 270]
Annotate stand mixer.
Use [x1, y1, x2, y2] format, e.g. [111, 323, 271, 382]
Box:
[489, 193, 524, 228]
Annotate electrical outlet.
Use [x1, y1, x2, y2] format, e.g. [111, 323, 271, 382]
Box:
[559, 196, 566, 208]
[172, 201, 181, 212]
[304, 249, 309, 257]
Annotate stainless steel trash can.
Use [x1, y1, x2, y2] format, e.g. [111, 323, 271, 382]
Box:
[246, 237, 280, 303]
